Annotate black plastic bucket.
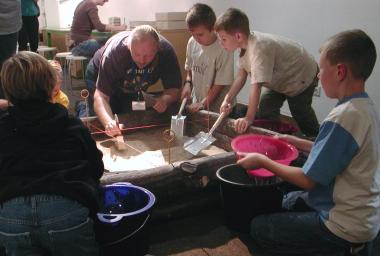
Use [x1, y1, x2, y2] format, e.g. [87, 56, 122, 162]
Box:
[94, 182, 156, 256]
[216, 164, 283, 233]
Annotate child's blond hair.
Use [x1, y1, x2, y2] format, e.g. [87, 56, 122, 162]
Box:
[48, 60, 63, 82]
[1, 51, 56, 105]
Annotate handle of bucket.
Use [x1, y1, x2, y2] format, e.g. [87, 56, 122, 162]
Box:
[102, 213, 151, 247]
[177, 97, 187, 117]
[97, 214, 124, 223]
[110, 182, 132, 187]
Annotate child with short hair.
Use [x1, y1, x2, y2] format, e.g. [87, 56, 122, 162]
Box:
[238, 29, 379, 255]
[181, 3, 234, 113]
[48, 60, 70, 109]
[0, 51, 104, 254]
[215, 8, 320, 137]
[0, 60, 70, 110]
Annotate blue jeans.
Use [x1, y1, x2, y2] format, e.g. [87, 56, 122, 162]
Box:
[75, 60, 97, 118]
[0, 195, 98, 255]
[250, 191, 372, 256]
[71, 39, 102, 58]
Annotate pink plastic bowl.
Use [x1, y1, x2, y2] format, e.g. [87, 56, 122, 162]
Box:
[231, 134, 299, 178]
[253, 119, 298, 134]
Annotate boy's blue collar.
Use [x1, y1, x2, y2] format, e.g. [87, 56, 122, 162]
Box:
[337, 92, 368, 106]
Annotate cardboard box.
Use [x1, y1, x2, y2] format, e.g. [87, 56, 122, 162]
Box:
[155, 12, 187, 21]
[158, 29, 191, 81]
[156, 21, 186, 30]
[108, 17, 121, 26]
[129, 20, 157, 29]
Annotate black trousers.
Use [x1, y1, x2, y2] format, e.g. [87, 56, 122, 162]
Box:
[0, 32, 18, 67]
[18, 15, 39, 52]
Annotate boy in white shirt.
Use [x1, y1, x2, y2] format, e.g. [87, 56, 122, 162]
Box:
[181, 3, 234, 113]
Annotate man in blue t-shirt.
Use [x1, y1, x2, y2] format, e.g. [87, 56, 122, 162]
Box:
[85, 25, 182, 136]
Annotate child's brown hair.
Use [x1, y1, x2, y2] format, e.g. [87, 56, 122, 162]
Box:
[320, 29, 377, 81]
[215, 8, 250, 37]
[186, 3, 216, 31]
[0, 51, 56, 105]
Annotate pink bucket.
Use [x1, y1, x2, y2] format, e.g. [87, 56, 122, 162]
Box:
[231, 134, 299, 178]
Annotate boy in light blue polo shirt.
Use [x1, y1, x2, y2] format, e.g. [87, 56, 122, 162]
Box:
[238, 29, 380, 255]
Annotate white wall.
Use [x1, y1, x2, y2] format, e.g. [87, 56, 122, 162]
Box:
[44, 0, 81, 28]
[48, 0, 380, 121]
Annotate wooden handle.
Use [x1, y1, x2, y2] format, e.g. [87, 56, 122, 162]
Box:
[178, 98, 187, 116]
[115, 135, 127, 151]
[208, 112, 226, 136]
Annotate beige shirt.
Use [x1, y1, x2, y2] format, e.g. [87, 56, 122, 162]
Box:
[239, 31, 318, 96]
[185, 37, 234, 112]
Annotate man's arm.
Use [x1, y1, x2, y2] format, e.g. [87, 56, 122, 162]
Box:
[87, 7, 127, 32]
[93, 89, 121, 136]
[105, 24, 127, 32]
[154, 88, 180, 113]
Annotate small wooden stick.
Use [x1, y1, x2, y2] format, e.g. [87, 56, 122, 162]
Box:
[114, 114, 127, 151]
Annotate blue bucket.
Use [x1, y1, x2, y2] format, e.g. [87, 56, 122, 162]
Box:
[94, 182, 156, 256]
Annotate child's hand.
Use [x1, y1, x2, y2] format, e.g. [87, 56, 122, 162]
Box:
[237, 152, 268, 170]
[186, 102, 203, 113]
[220, 100, 232, 115]
[234, 117, 252, 133]
[181, 83, 192, 100]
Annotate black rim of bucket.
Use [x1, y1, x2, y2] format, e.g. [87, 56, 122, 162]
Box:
[102, 213, 151, 247]
[97, 182, 156, 221]
[216, 164, 282, 187]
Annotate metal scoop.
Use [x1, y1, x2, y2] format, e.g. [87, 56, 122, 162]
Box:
[170, 98, 187, 137]
[184, 112, 226, 155]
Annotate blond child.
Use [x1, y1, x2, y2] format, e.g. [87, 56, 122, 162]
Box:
[238, 29, 379, 255]
[0, 51, 103, 254]
[48, 60, 70, 108]
[215, 8, 319, 137]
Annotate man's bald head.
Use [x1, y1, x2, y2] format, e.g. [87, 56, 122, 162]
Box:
[128, 25, 160, 68]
